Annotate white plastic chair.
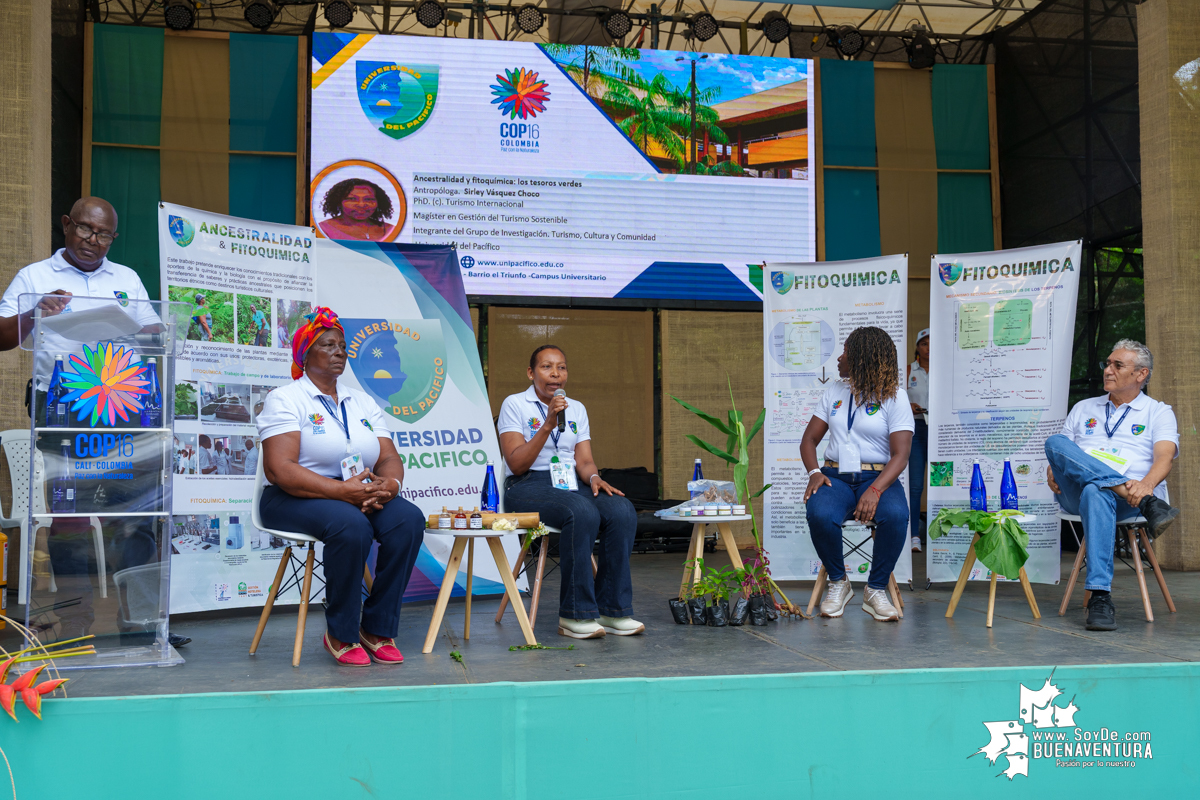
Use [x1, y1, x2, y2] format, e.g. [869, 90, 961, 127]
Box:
[0, 429, 105, 603]
[248, 453, 330, 668]
[1057, 486, 1175, 622]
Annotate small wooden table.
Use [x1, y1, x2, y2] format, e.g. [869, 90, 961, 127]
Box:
[421, 529, 537, 654]
[943, 514, 1041, 628]
[659, 514, 751, 599]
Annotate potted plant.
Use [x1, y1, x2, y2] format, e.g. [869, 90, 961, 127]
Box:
[672, 382, 807, 618]
[668, 582, 691, 625]
[683, 557, 708, 625]
[694, 562, 739, 627]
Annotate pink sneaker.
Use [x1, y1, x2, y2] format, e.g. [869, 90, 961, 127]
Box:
[323, 633, 370, 667]
[360, 634, 404, 664]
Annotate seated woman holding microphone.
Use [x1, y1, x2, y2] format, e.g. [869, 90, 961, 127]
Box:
[800, 326, 914, 622]
[257, 308, 425, 666]
[498, 345, 643, 639]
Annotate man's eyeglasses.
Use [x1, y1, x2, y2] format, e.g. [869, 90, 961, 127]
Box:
[69, 218, 117, 247]
[1100, 360, 1141, 372]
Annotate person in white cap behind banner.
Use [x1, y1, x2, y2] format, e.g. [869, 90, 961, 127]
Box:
[906, 328, 930, 552]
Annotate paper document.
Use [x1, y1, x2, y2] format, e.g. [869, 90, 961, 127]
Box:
[39, 303, 143, 341]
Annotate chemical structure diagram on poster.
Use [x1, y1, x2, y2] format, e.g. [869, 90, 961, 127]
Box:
[952, 294, 1053, 410]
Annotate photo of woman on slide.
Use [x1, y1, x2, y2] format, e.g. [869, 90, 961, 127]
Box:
[317, 179, 394, 241]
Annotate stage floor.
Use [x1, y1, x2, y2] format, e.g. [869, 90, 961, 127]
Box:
[60, 549, 1200, 699]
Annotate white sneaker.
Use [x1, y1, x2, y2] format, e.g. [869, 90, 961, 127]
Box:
[598, 615, 645, 636]
[911, 536, 922, 552]
[819, 578, 854, 618]
[558, 617, 606, 639]
[862, 587, 900, 622]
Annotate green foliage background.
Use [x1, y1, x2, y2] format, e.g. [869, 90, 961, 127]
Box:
[168, 285, 234, 343]
[236, 293, 271, 346]
[276, 299, 313, 349]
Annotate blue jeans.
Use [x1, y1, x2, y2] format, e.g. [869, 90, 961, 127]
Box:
[504, 470, 637, 619]
[805, 467, 908, 590]
[908, 417, 928, 541]
[259, 486, 425, 643]
[1044, 434, 1140, 592]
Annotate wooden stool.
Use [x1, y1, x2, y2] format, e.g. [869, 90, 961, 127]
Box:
[495, 529, 599, 629]
[945, 533, 1040, 628]
[804, 524, 905, 618]
[1058, 514, 1175, 622]
[422, 530, 536, 654]
[248, 534, 374, 667]
[671, 514, 750, 600]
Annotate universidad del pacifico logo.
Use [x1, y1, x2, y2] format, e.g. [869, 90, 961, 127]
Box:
[356, 61, 439, 140]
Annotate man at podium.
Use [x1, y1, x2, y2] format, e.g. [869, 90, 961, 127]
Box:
[0, 196, 179, 645]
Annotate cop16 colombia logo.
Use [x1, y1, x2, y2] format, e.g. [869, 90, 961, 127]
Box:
[491, 67, 549, 153]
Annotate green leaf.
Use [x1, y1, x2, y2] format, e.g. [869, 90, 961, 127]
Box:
[746, 407, 766, 445]
[684, 434, 737, 464]
[752, 483, 773, 498]
[725, 410, 742, 456]
[670, 395, 732, 434]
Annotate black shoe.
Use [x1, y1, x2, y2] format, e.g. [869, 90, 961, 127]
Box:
[1085, 592, 1117, 631]
[1138, 496, 1180, 539]
[168, 633, 191, 648]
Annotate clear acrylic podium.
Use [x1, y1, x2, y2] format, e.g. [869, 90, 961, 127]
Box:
[18, 293, 189, 670]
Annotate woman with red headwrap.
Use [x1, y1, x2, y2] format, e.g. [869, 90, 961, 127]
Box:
[256, 308, 425, 666]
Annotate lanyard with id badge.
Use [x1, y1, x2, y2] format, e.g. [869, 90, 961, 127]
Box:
[1086, 404, 1132, 474]
[536, 399, 578, 491]
[318, 395, 365, 480]
[839, 399, 864, 473]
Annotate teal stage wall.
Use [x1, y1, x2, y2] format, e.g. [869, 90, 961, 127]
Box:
[4, 662, 1195, 798]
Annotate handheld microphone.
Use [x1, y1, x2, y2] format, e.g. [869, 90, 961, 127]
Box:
[554, 388, 567, 433]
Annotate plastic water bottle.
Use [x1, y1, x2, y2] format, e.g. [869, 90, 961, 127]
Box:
[970, 461, 987, 511]
[47, 355, 67, 427]
[140, 357, 163, 428]
[51, 439, 76, 513]
[690, 458, 704, 499]
[481, 462, 500, 512]
[1001, 460, 1019, 510]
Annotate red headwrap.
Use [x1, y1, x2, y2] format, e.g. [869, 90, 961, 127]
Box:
[291, 306, 344, 380]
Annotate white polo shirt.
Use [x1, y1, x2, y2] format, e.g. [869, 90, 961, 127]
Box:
[812, 380, 915, 466]
[256, 374, 391, 482]
[907, 360, 929, 411]
[497, 385, 592, 471]
[0, 249, 160, 387]
[1061, 392, 1178, 499]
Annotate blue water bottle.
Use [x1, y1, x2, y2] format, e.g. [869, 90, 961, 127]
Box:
[1000, 460, 1019, 510]
[481, 462, 500, 512]
[140, 357, 163, 428]
[970, 460, 988, 512]
[46, 354, 67, 427]
[690, 458, 704, 499]
[51, 439, 76, 513]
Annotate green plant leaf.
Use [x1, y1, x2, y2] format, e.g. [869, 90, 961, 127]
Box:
[751, 483, 773, 498]
[746, 407, 766, 445]
[684, 434, 737, 464]
[725, 410, 742, 456]
[670, 395, 732, 434]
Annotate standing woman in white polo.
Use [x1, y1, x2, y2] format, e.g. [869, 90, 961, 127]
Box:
[257, 308, 425, 667]
[498, 344, 643, 640]
[800, 326, 914, 622]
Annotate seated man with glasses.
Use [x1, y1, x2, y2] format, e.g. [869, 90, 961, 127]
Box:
[1044, 339, 1180, 632]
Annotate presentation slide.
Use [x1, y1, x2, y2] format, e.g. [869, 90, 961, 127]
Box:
[310, 36, 815, 301]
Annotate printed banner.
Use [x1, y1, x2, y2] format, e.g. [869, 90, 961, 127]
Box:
[926, 241, 1082, 585]
[762, 255, 910, 583]
[161, 205, 519, 613]
[310, 36, 815, 302]
[160, 203, 319, 613]
[311, 239, 521, 599]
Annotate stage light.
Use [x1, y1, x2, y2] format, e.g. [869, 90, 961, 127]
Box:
[164, 0, 196, 31]
[831, 25, 864, 58]
[906, 24, 937, 69]
[761, 11, 791, 45]
[514, 4, 544, 34]
[690, 12, 718, 42]
[602, 10, 632, 41]
[415, 0, 445, 29]
[323, 0, 357, 29]
[242, 0, 277, 30]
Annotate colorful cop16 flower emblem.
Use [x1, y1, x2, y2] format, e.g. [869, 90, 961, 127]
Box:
[60, 343, 149, 426]
[490, 68, 550, 120]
